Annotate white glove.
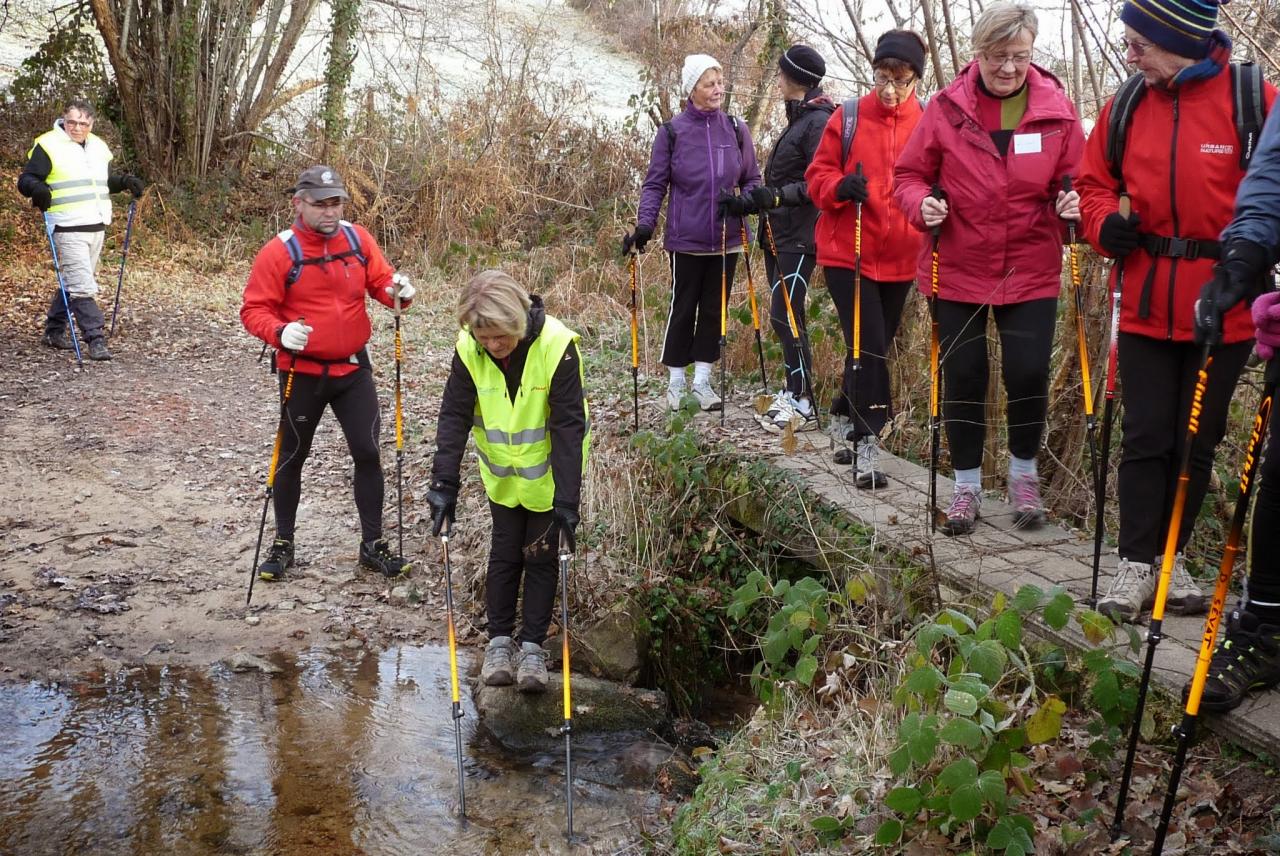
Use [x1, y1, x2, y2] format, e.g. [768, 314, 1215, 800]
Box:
[386, 272, 415, 302]
[280, 320, 312, 352]
[921, 195, 949, 228]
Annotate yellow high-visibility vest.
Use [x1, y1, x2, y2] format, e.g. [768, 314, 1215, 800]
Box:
[456, 315, 589, 510]
[30, 124, 113, 227]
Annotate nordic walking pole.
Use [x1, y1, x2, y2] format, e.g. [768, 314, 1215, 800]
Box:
[851, 163, 865, 441]
[927, 185, 945, 532]
[1111, 343, 1214, 841]
[43, 214, 83, 367]
[393, 284, 405, 561]
[762, 213, 822, 431]
[441, 519, 467, 818]
[1063, 176, 1101, 580]
[1151, 358, 1277, 855]
[739, 218, 769, 391]
[1094, 194, 1132, 606]
[720, 214, 728, 427]
[247, 347, 300, 606]
[558, 529, 576, 841]
[108, 199, 137, 337]
[629, 251, 640, 433]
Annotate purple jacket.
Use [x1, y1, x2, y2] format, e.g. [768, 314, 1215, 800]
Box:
[637, 101, 762, 253]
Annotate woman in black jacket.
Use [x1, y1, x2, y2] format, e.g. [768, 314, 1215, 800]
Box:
[725, 45, 834, 433]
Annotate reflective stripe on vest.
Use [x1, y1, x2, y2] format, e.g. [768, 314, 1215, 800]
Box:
[456, 315, 587, 511]
[31, 128, 113, 225]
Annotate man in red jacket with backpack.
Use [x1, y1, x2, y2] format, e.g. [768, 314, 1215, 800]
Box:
[241, 165, 415, 581]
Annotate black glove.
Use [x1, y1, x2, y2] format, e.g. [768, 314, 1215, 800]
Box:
[123, 175, 145, 198]
[835, 172, 868, 203]
[1098, 211, 1141, 258]
[1194, 240, 1273, 346]
[716, 190, 755, 219]
[552, 504, 580, 553]
[29, 182, 52, 212]
[622, 224, 652, 255]
[425, 480, 458, 537]
[748, 185, 780, 211]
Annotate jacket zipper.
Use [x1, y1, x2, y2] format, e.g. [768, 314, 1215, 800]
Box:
[1167, 94, 1181, 341]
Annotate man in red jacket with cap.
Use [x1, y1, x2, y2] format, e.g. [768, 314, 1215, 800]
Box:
[241, 165, 415, 581]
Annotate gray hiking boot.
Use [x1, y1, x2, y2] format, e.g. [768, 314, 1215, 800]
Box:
[666, 386, 685, 412]
[829, 414, 854, 465]
[41, 328, 73, 350]
[942, 484, 982, 536]
[855, 436, 888, 489]
[690, 382, 723, 411]
[481, 636, 515, 686]
[86, 338, 112, 361]
[1159, 553, 1207, 615]
[1098, 558, 1156, 623]
[516, 640, 549, 693]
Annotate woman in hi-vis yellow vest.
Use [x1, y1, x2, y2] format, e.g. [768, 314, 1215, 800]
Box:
[427, 270, 589, 693]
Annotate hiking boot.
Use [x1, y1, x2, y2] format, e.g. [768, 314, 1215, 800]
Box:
[760, 390, 794, 434]
[41, 328, 74, 350]
[1098, 558, 1156, 624]
[359, 538, 411, 578]
[1159, 553, 1207, 615]
[690, 382, 722, 412]
[516, 641, 549, 693]
[1197, 610, 1280, 713]
[942, 485, 982, 536]
[257, 538, 294, 582]
[86, 338, 112, 361]
[1009, 473, 1045, 529]
[855, 436, 888, 489]
[481, 636, 516, 686]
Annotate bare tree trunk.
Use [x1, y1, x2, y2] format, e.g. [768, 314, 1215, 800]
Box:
[916, 0, 949, 86]
[322, 0, 361, 159]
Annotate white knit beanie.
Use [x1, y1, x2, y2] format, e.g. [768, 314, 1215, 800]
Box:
[682, 54, 722, 96]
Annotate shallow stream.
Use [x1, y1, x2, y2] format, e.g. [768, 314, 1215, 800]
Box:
[0, 646, 657, 855]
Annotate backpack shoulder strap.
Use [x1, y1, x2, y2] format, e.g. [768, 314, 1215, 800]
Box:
[277, 229, 304, 287]
[840, 99, 860, 169]
[338, 220, 365, 266]
[731, 115, 743, 152]
[1105, 72, 1148, 182]
[1232, 61, 1267, 169]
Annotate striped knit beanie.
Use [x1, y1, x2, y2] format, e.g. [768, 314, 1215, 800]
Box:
[1120, 0, 1221, 59]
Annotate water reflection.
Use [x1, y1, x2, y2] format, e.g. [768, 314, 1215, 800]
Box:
[0, 646, 650, 854]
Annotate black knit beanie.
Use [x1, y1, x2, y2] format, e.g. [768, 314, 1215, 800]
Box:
[779, 44, 826, 89]
[873, 30, 927, 80]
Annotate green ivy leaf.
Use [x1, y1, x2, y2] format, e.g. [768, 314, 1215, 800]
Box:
[793, 654, 818, 686]
[874, 819, 903, 845]
[810, 815, 846, 837]
[1078, 609, 1115, 645]
[1092, 669, 1120, 711]
[801, 634, 821, 655]
[885, 786, 923, 814]
[967, 640, 1009, 685]
[944, 689, 979, 717]
[888, 744, 912, 776]
[1011, 585, 1045, 615]
[1025, 695, 1067, 744]
[940, 717, 985, 749]
[1044, 591, 1074, 630]
[937, 758, 979, 791]
[762, 630, 790, 665]
[909, 724, 940, 766]
[948, 675, 991, 698]
[995, 609, 1023, 650]
[904, 665, 945, 695]
[949, 783, 983, 822]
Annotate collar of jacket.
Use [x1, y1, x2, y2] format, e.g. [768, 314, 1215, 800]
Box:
[785, 89, 835, 122]
[1167, 30, 1232, 90]
[867, 90, 924, 122]
[938, 60, 1076, 127]
[682, 100, 723, 121]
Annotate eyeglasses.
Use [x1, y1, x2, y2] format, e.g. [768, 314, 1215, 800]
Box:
[984, 51, 1032, 68]
[1120, 36, 1153, 56]
[63, 119, 92, 128]
[873, 72, 916, 90]
[302, 198, 344, 209]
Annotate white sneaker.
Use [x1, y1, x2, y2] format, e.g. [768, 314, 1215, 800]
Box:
[1157, 553, 1207, 615]
[667, 386, 685, 412]
[855, 435, 888, 488]
[690, 382, 723, 411]
[791, 396, 817, 431]
[760, 390, 794, 434]
[1098, 558, 1157, 623]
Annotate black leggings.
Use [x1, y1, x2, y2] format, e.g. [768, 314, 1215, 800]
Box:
[763, 250, 816, 398]
[826, 267, 913, 438]
[936, 297, 1058, 470]
[486, 501, 558, 645]
[1116, 334, 1251, 563]
[662, 251, 740, 367]
[272, 366, 385, 544]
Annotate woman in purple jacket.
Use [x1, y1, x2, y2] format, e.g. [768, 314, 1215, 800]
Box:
[624, 54, 763, 411]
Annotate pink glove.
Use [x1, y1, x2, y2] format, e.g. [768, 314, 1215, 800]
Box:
[1252, 290, 1280, 360]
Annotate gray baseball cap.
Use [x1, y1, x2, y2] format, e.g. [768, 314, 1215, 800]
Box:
[291, 165, 350, 201]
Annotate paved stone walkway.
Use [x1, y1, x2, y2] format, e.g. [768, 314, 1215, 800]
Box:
[714, 402, 1280, 761]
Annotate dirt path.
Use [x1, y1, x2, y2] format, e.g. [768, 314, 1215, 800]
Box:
[0, 261, 497, 681]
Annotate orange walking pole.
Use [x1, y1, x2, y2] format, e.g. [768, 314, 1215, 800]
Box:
[739, 219, 768, 391]
[558, 531, 578, 841]
[1062, 176, 1101, 552]
[719, 215, 728, 427]
[629, 251, 640, 432]
[247, 342, 300, 606]
[440, 522, 467, 817]
[851, 163, 865, 436]
[762, 213, 821, 431]
[927, 186, 944, 531]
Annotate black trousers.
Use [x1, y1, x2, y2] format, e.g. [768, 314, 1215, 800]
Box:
[936, 297, 1058, 470]
[486, 501, 558, 645]
[662, 251, 740, 367]
[764, 250, 816, 398]
[272, 366, 385, 544]
[46, 292, 105, 342]
[1116, 334, 1251, 563]
[826, 267, 913, 438]
[1247, 397, 1280, 608]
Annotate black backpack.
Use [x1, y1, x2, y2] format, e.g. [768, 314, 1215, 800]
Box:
[662, 114, 745, 158]
[1105, 62, 1267, 179]
[839, 95, 925, 168]
[278, 220, 367, 288]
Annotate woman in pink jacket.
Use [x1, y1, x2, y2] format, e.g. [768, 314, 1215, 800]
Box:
[894, 2, 1084, 536]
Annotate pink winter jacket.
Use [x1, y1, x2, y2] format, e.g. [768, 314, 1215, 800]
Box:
[894, 62, 1085, 305]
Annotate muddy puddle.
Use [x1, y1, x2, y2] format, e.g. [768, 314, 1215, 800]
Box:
[0, 646, 658, 855]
